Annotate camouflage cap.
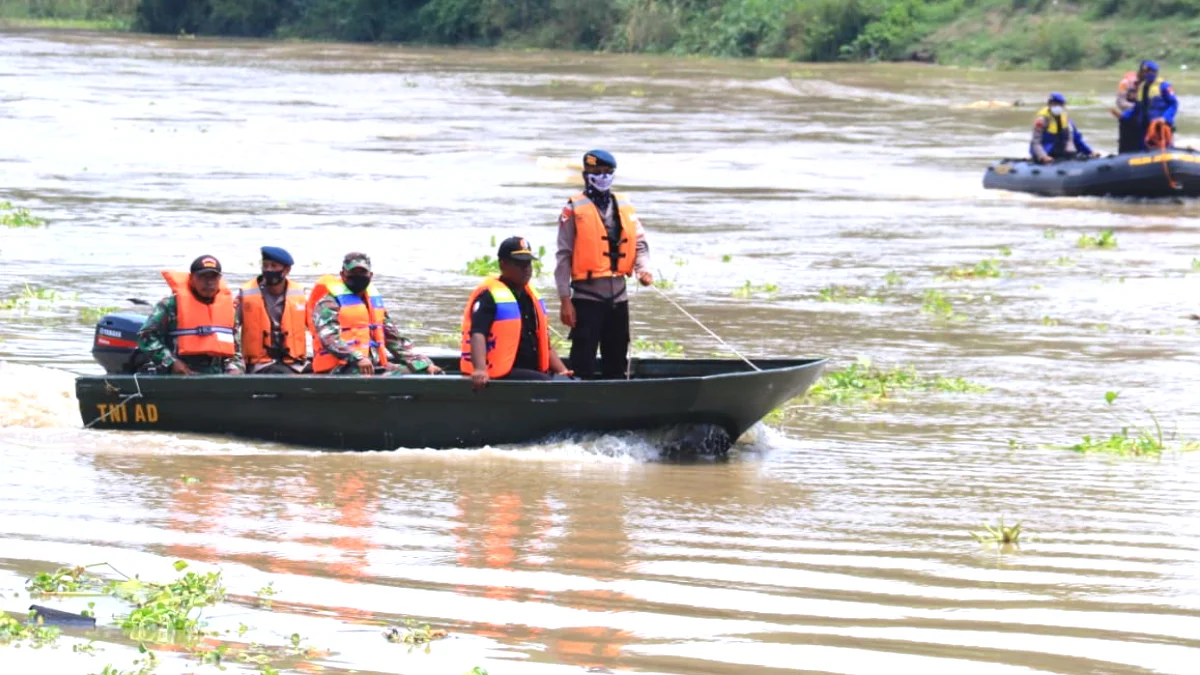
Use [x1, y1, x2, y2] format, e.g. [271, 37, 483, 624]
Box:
[342, 252, 371, 272]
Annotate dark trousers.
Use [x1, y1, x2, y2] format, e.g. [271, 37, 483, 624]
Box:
[569, 299, 630, 380]
[498, 368, 552, 381]
[1118, 115, 1142, 154]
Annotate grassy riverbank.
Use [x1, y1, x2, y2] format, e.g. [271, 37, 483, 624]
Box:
[4, 0, 1200, 71]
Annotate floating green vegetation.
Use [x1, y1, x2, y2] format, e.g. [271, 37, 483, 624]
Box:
[383, 619, 448, 653]
[721, 254, 733, 263]
[816, 285, 883, 304]
[883, 271, 903, 286]
[921, 289, 964, 321]
[0, 609, 61, 649]
[1052, 256, 1075, 267]
[465, 669, 489, 675]
[255, 582, 278, 608]
[1191, 258, 1200, 272]
[1043, 229, 1058, 240]
[945, 258, 1003, 280]
[731, 280, 779, 299]
[1077, 230, 1117, 249]
[631, 338, 683, 357]
[465, 244, 546, 277]
[1053, 392, 1200, 457]
[653, 269, 676, 290]
[970, 518, 1022, 546]
[110, 561, 225, 638]
[26, 563, 116, 595]
[0, 201, 46, 228]
[0, 284, 77, 311]
[91, 647, 159, 675]
[998, 246, 1013, 257]
[804, 358, 987, 405]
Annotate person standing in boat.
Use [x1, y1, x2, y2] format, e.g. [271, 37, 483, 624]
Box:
[1120, 60, 1179, 151]
[1031, 93, 1100, 164]
[462, 237, 572, 391]
[555, 149, 653, 380]
[308, 252, 442, 376]
[235, 246, 309, 375]
[137, 255, 244, 375]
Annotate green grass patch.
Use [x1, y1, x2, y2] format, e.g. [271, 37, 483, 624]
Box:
[806, 358, 987, 405]
[731, 280, 779, 299]
[1077, 230, 1117, 249]
[944, 258, 1003, 280]
[631, 338, 683, 357]
[1051, 391, 1200, 457]
[0, 610, 61, 649]
[383, 619, 448, 653]
[921, 289, 965, 321]
[1, 284, 78, 311]
[0, 200, 46, 228]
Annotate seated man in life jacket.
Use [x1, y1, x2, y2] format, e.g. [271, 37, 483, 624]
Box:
[462, 237, 572, 391]
[235, 246, 309, 374]
[137, 255, 243, 375]
[308, 252, 444, 375]
[1120, 60, 1179, 151]
[1031, 93, 1100, 164]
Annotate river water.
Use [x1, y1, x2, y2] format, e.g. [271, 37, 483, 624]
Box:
[3, 29, 1200, 675]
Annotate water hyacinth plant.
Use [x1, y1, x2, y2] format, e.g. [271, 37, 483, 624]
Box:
[0, 201, 46, 228]
[1053, 392, 1200, 457]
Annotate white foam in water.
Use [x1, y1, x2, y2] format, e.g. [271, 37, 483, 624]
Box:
[0, 360, 80, 428]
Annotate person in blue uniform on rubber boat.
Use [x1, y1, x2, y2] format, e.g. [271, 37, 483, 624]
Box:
[1031, 93, 1101, 164]
[1120, 60, 1179, 152]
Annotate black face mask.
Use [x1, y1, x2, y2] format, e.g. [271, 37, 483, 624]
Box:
[344, 275, 370, 294]
[262, 271, 285, 286]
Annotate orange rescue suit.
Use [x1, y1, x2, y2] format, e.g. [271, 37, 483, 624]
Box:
[569, 192, 637, 281]
[161, 271, 236, 357]
[239, 279, 309, 366]
[460, 277, 549, 378]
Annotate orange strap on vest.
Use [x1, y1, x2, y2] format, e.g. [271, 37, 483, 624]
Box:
[161, 271, 236, 358]
[1145, 118, 1174, 151]
[240, 279, 308, 365]
[569, 192, 637, 281]
[308, 275, 389, 373]
[459, 277, 549, 378]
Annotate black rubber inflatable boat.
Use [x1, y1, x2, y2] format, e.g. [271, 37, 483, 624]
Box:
[982, 149, 1200, 198]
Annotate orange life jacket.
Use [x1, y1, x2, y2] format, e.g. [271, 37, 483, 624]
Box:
[308, 274, 389, 373]
[459, 277, 549, 378]
[161, 271, 236, 358]
[569, 192, 637, 281]
[239, 278, 309, 366]
[1117, 71, 1137, 100]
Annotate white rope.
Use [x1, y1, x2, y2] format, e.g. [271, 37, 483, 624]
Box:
[86, 372, 144, 428]
[649, 285, 761, 372]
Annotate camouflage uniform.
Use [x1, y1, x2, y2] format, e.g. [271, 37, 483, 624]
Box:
[138, 295, 245, 374]
[311, 252, 434, 375]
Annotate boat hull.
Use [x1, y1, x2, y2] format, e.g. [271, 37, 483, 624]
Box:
[75, 357, 826, 454]
[982, 150, 1200, 198]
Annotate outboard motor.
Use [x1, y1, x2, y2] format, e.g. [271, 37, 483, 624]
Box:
[92, 311, 153, 374]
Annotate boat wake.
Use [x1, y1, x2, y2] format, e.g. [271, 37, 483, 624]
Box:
[0, 361, 79, 429]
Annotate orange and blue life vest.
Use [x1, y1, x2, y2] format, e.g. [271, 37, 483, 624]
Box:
[308, 274, 389, 373]
[460, 277, 549, 378]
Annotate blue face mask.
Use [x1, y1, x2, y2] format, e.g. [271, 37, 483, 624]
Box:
[586, 173, 614, 192]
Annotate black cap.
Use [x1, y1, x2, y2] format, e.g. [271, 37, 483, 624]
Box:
[189, 255, 222, 275]
[498, 236, 537, 262]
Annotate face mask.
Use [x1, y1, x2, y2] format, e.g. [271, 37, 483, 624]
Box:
[1049, 105, 1064, 116]
[262, 270, 284, 286]
[344, 275, 370, 294]
[586, 173, 614, 192]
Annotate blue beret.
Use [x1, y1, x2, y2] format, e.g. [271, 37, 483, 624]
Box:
[261, 246, 294, 266]
[1142, 60, 1159, 72]
[583, 149, 616, 169]
[1048, 92, 1066, 104]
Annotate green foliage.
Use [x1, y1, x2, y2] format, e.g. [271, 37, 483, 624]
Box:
[631, 338, 683, 356]
[384, 619, 448, 653]
[0, 200, 46, 228]
[109, 562, 225, 638]
[1077, 230, 1118, 249]
[464, 255, 497, 276]
[802, 357, 988, 405]
[0, 284, 77, 311]
[970, 518, 1022, 545]
[0, 610, 61, 648]
[731, 280, 779, 299]
[921, 289, 964, 321]
[1053, 392, 1200, 457]
[945, 258, 1003, 279]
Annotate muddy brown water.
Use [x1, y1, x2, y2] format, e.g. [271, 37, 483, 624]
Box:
[3, 29, 1200, 675]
